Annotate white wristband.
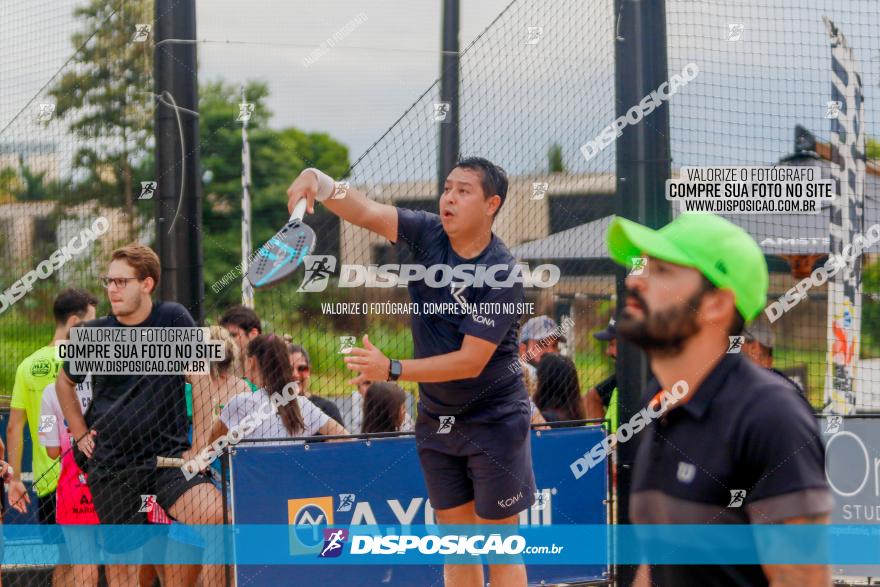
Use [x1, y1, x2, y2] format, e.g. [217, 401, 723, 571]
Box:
[303, 168, 336, 202]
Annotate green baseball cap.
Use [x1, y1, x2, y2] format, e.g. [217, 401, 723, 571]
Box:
[606, 213, 768, 321]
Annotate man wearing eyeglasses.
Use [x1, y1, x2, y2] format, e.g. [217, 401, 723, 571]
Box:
[55, 244, 223, 587]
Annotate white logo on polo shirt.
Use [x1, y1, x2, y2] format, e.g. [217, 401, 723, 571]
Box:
[676, 462, 696, 484]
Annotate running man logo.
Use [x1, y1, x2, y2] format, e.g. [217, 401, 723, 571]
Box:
[37, 103, 55, 122]
[298, 255, 337, 293]
[319, 528, 348, 558]
[532, 491, 547, 511]
[437, 416, 455, 434]
[727, 336, 744, 354]
[139, 494, 157, 513]
[824, 415, 842, 435]
[139, 181, 156, 200]
[727, 23, 744, 41]
[132, 24, 151, 42]
[531, 182, 549, 201]
[825, 101, 841, 119]
[288, 496, 334, 555]
[39, 415, 56, 433]
[337, 494, 356, 512]
[525, 26, 543, 45]
[332, 181, 350, 200]
[338, 336, 356, 354]
[433, 102, 451, 122]
[629, 256, 647, 276]
[237, 102, 255, 122]
[728, 489, 747, 508]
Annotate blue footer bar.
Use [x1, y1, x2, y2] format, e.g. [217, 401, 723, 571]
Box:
[0, 524, 878, 565]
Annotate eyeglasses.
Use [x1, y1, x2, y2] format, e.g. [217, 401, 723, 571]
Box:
[296, 365, 310, 373]
[100, 276, 141, 289]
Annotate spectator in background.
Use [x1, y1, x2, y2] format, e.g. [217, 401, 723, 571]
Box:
[210, 335, 348, 445]
[286, 341, 345, 426]
[219, 305, 262, 391]
[188, 326, 251, 465]
[583, 317, 619, 432]
[40, 375, 99, 586]
[742, 317, 774, 369]
[346, 379, 415, 434]
[742, 318, 806, 397]
[517, 315, 565, 396]
[7, 288, 97, 587]
[534, 353, 586, 424]
[361, 382, 409, 434]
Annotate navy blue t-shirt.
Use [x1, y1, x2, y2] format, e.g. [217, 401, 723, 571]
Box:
[63, 301, 194, 469]
[394, 208, 527, 418]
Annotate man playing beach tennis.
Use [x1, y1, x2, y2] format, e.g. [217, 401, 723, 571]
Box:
[286, 158, 535, 587]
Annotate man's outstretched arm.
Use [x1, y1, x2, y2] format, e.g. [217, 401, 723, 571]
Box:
[286, 169, 398, 242]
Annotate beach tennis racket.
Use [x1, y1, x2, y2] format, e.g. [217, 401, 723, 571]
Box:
[246, 198, 316, 289]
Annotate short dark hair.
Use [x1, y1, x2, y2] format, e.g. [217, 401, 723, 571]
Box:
[53, 288, 98, 324]
[453, 157, 509, 217]
[219, 305, 262, 334]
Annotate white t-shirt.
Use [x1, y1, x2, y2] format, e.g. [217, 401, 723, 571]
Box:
[220, 390, 329, 443]
[39, 377, 93, 448]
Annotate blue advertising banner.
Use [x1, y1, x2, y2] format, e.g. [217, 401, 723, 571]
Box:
[230, 425, 609, 586]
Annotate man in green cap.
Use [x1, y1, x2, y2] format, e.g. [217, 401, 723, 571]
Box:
[607, 213, 831, 587]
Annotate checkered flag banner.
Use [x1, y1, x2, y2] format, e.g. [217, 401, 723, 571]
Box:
[823, 17, 866, 414]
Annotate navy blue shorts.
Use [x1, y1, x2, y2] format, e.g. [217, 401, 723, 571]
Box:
[415, 401, 536, 520]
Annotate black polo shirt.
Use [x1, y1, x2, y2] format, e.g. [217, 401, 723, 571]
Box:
[630, 352, 832, 587]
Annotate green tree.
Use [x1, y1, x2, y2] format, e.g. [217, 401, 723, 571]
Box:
[863, 259, 880, 355]
[0, 167, 22, 203]
[866, 138, 880, 161]
[548, 143, 565, 173]
[198, 80, 350, 310]
[48, 0, 153, 239]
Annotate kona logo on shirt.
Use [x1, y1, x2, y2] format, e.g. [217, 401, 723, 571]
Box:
[497, 491, 524, 509]
[472, 314, 496, 327]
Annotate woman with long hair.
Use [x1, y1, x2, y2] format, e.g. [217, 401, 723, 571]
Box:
[534, 353, 586, 424]
[207, 334, 347, 445]
[361, 382, 408, 434]
[189, 325, 252, 459]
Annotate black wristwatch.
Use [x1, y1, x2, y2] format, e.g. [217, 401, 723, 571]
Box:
[388, 359, 402, 382]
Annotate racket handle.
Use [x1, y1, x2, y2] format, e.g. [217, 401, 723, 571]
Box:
[156, 456, 186, 468]
[289, 198, 308, 222]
